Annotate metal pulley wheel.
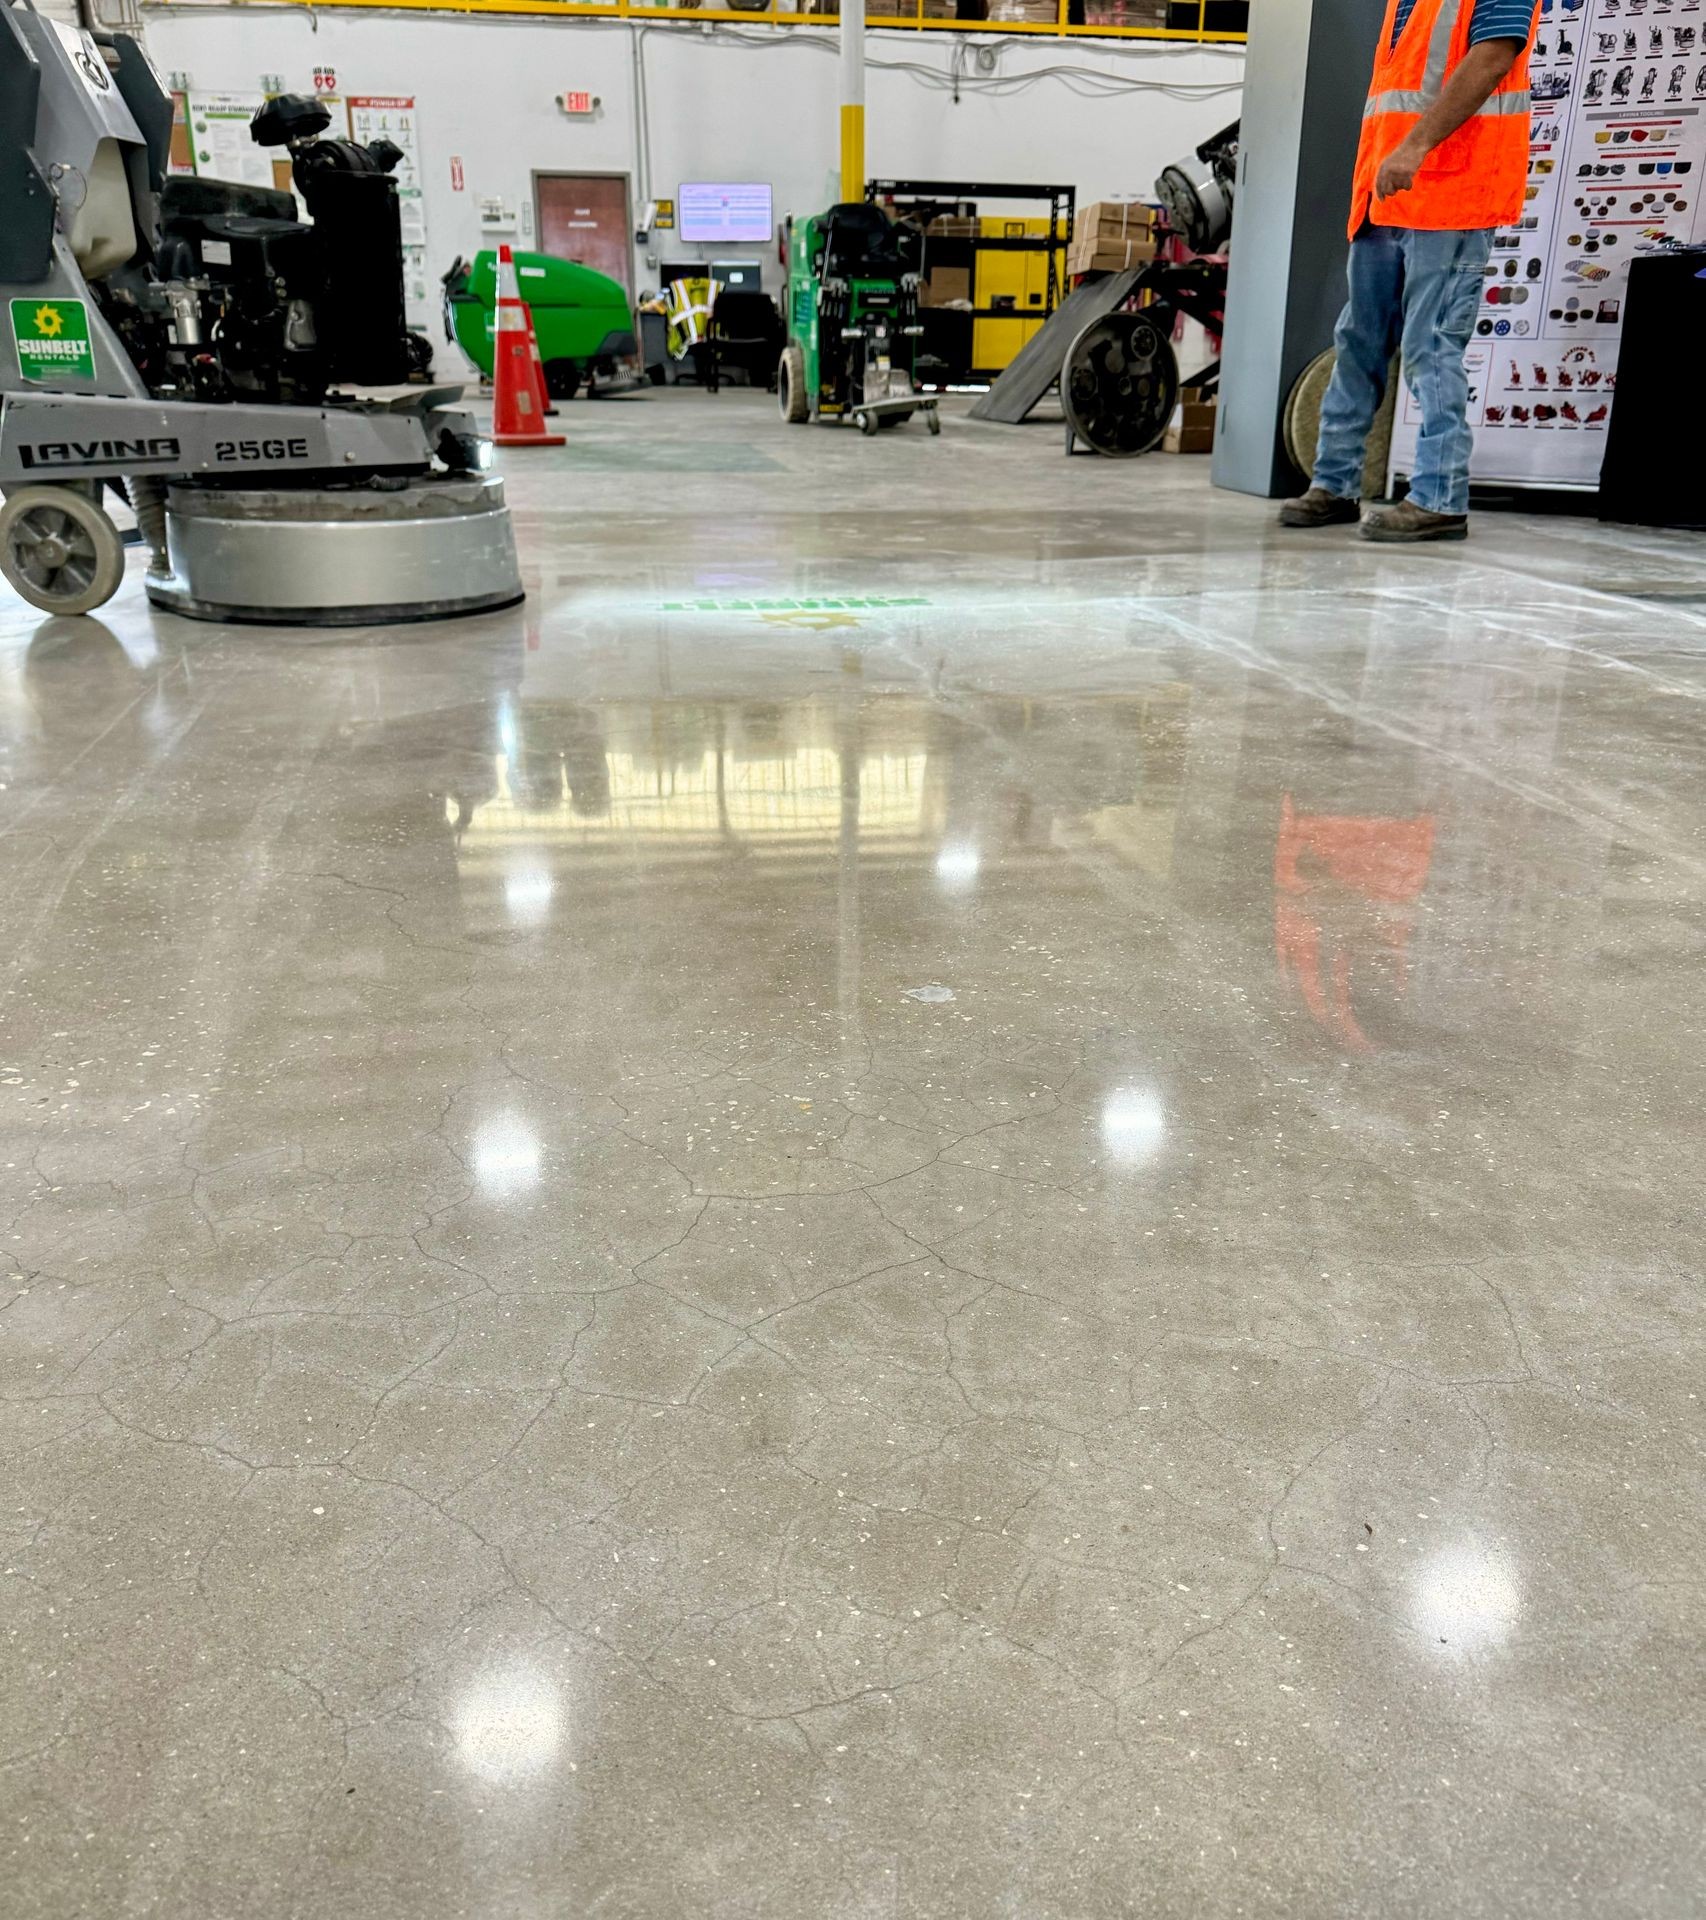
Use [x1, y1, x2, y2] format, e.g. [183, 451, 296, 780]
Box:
[1061, 311, 1180, 458]
[0, 485, 128, 616]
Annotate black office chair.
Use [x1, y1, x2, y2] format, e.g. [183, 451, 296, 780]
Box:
[692, 290, 785, 394]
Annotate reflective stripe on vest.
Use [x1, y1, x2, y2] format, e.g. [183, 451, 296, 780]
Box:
[1364, 87, 1534, 116]
[1419, 0, 1461, 98]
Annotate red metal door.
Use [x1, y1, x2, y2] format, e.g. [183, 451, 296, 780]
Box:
[535, 174, 633, 296]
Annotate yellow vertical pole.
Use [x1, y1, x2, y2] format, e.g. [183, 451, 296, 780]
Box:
[840, 0, 866, 202]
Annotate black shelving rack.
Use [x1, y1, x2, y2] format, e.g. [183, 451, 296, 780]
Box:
[865, 179, 1076, 387]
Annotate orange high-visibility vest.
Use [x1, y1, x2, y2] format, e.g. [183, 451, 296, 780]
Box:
[1349, 0, 1540, 238]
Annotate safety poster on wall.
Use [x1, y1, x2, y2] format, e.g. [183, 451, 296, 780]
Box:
[182, 92, 280, 192]
[347, 95, 430, 320]
[1392, 0, 1706, 488]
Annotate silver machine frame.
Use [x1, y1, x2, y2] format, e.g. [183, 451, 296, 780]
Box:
[0, 0, 523, 623]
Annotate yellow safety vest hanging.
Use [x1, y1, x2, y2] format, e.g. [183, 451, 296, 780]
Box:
[664, 278, 719, 361]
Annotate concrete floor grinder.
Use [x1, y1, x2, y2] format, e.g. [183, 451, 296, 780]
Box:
[0, 2, 523, 624]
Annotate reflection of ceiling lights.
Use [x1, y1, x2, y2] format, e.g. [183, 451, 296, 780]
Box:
[504, 866, 554, 926]
[453, 1667, 563, 1784]
[1101, 1087, 1165, 1166]
[934, 842, 981, 891]
[1412, 1543, 1521, 1654]
[460, 747, 930, 853]
[472, 1113, 541, 1197]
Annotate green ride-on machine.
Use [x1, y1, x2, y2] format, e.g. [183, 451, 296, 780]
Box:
[777, 204, 940, 437]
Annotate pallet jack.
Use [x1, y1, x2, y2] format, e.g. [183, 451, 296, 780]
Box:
[0, 1, 522, 622]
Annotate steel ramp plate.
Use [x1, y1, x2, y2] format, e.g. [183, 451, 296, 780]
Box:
[967, 268, 1150, 425]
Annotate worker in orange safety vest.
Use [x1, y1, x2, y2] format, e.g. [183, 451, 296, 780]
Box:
[1280, 0, 1541, 542]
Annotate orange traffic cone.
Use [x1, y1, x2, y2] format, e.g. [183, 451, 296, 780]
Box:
[523, 302, 559, 417]
[493, 244, 564, 448]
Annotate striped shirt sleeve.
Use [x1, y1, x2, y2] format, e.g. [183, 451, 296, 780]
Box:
[1468, 0, 1539, 46]
[1392, 0, 1538, 53]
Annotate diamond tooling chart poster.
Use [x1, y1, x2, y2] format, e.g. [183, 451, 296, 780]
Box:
[347, 95, 430, 321]
[1392, 0, 1706, 488]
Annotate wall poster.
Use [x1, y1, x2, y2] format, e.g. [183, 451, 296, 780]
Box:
[346, 95, 430, 321]
[1393, 0, 1706, 488]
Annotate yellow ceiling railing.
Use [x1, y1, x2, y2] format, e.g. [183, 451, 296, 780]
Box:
[151, 0, 1247, 41]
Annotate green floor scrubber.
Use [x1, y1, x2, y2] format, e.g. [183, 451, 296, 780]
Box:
[444, 251, 641, 399]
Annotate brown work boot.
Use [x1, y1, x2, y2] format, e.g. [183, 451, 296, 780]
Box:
[1278, 487, 1361, 528]
[1359, 499, 1468, 543]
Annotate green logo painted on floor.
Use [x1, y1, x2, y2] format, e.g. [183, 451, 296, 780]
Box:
[660, 595, 931, 613]
[10, 298, 96, 382]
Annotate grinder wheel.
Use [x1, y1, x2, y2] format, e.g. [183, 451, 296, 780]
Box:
[1061, 311, 1180, 458]
[1285, 348, 1400, 498]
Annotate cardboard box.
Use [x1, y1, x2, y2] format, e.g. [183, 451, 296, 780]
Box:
[1162, 391, 1217, 454]
[1075, 201, 1157, 242]
[1069, 204, 1157, 276]
[921, 264, 972, 309]
[1067, 234, 1159, 276]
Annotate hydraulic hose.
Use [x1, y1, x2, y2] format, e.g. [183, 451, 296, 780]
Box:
[122, 474, 169, 575]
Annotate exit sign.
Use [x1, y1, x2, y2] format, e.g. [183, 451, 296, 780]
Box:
[560, 90, 594, 115]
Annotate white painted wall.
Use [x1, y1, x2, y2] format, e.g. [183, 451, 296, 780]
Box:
[141, 5, 1242, 310]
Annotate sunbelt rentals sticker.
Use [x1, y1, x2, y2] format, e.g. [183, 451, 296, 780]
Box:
[11, 299, 95, 382]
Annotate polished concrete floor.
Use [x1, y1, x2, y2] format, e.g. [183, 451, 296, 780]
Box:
[3, 388, 1704, 1917]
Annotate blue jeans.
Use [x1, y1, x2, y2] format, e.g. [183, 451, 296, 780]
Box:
[1311, 223, 1493, 517]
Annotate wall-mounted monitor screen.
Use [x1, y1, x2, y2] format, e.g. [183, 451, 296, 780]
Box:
[678, 182, 773, 244]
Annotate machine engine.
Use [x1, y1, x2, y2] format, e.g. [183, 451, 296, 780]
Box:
[102, 92, 429, 406]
